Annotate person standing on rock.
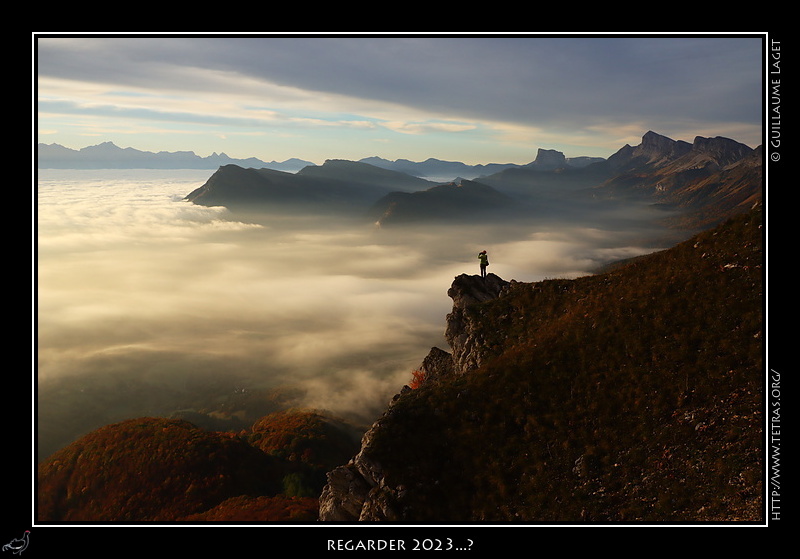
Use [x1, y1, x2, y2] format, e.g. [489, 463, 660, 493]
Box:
[478, 250, 489, 278]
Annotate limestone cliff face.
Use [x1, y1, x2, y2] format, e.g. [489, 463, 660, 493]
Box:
[317, 396, 404, 521]
[318, 273, 510, 521]
[444, 273, 510, 375]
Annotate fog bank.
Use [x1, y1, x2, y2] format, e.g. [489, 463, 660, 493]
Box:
[36, 169, 671, 460]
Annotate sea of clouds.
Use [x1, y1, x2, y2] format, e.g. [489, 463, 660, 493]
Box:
[35, 168, 668, 459]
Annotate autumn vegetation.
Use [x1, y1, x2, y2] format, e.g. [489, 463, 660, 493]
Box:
[383, 207, 763, 522]
[37, 411, 359, 522]
[408, 370, 426, 390]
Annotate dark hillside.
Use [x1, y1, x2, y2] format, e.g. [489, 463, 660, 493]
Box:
[36, 417, 283, 521]
[326, 205, 764, 522]
[371, 180, 516, 226]
[184, 160, 435, 212]
[37, 410, 357, 522]
[245, 410, 361, 498]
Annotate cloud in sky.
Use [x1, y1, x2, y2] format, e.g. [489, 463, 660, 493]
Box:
[35, 33, 764, 164]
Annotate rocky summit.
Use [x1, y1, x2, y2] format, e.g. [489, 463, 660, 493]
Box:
[444, 273, 511, 375]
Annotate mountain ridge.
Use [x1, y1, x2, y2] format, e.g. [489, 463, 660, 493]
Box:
[37, 141, 532, 176]
[596, 132, 762, 228]
[184, 160, 437, 212]
[320, 205, 763, 522]
[369, 179, 516, 226]
[181, 130, 761, 231]
[37, 141, 315, 172]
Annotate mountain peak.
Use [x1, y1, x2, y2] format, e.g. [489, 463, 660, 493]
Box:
[691, 135, 753, 166]
[81, 141, 123, 151]
[532, 148, 567, 170]
[637, 131, 692, 161]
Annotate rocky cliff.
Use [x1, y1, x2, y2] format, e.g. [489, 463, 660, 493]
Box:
[318, 273, 512, 521]
[601, 132, 760, 212]
[319, 206, 763, 522]
[444, 273, 511, 375]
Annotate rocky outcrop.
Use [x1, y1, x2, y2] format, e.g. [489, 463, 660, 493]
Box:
[318, 391, 409, 521]
[318, 273, 511, 521]
[416, 346, 454, 382]
[529, 148, 568, 170]
[317, 457, 373, 521]
[445, 273, 510, 374]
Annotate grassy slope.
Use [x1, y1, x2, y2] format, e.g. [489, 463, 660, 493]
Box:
[373, 206, 764, 522]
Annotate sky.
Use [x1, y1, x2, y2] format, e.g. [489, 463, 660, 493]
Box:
[34, 33, 765, 166]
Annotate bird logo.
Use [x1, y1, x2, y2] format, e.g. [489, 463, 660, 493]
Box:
[2, 531, 29, 555]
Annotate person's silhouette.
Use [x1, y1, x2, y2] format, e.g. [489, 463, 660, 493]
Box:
[478, 250, 488, 278]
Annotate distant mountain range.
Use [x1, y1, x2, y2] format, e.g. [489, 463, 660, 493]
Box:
[360, 151, 604, 180]
[184, 131, 762, 230]
[36, 141, 315, 172]
[38, 131, 763, 231]
[37, 140, 601, 179]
